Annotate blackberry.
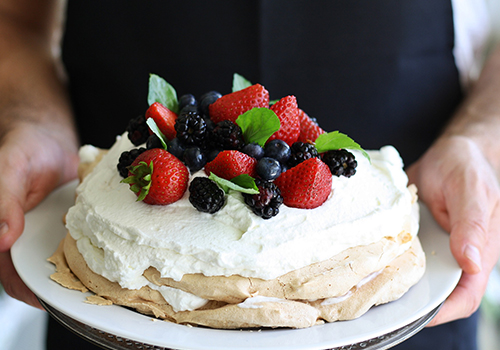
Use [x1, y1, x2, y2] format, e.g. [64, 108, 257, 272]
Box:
[322, 149, 357, 177]
[209, 120, 244, 150]
[288, 142, 319, 168]
[243, 179, 283, 219]
[126, 115, 149, 146]
[117, 147, 146, 178]
[175, 109, 208, 147]
[189, 177, 225, 213]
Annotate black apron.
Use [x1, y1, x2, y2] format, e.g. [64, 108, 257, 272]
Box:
[61, 0, 462, 165]
[49, 1, 475, 349]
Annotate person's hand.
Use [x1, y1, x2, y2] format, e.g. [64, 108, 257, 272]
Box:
[406, 135, 500, 326]
[0, 122, 79, 309]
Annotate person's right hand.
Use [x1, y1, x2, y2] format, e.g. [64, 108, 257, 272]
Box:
[0, 121, 79, 308]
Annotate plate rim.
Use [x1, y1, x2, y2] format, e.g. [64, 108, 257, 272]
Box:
[12, 180, 462, 350]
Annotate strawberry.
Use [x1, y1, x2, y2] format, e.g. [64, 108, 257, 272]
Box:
[297, 108, 325, 143]
[122, 148, 189, 205]
[267, 95, 300, 146]
[204, 150, 257, 180]
[145, 102, 177, 140]
[274, 157, 332, 209]
[208, 84, 269, 124]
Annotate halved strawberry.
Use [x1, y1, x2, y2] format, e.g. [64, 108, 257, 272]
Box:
[297, 108, 325, 143]
[208, 84, 269, 124]
[204, 150, 257, 180]
[145, 102, 177, 140]
[267, 96, 300, 146]
[122, 148, 189, 205]
[274, 157, 332, 209]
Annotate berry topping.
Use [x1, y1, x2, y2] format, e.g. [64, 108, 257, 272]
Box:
[322, 149, 358, 178]
[209, 120, 244, 150]
[209, 84, 269, 124]
[288, 142, 319, 168]
[256, 157, 282, 181]
[241, 142, 265, 160]
[264, 139, 291, 164]
[146, 134, 163, 150]
[121, 148, 189, 205]
[267, 95, 300, 146]
[297, 108, 325, 143]
[204, 150, 257, 180]
[183, 146, 207, 173]
[243, 179, 283, 219]
[174, 109, 208, 147]
[189, 177, 225, 213]
[199, 91, 222, 117]
[274, 157, 332, 209]
[126, 115, 149, 146]
[179, 93, 197, 111]
[117, 147, 147, 178]
[166, 138, 186, 160]
[145, 102, 178, 141]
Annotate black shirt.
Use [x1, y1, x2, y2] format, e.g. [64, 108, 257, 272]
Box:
[62, 0, 462, 165]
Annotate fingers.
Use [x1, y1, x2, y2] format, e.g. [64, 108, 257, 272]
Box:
[444, 149, 500, 276]
[427, 269, 488, 327]
[0, 251, 43, 310]
[408, 136, 500, 325]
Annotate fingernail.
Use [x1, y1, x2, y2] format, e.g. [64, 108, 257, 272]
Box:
[464, 244, 482, 272]
[0, 222, 8, 238]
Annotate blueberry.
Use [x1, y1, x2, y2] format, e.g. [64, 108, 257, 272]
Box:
[199, 91, 222, 117]
[179, 94, 197, 111]
[264, 140, 291, 164]
[183, 147, 207, 173]
[206, 149, 222, 162]
[241, 143, 265, 160]
[256, 157, 282, 181]
[146, 134, 163, 150]
[179, 104, 198, 114]
[167, 138, 186, 160]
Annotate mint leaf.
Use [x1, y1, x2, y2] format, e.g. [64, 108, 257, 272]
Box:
[315, 131, 370, 161]
[236, 108, 280, 146]
[146, 118, 168, 150]
[147, 74, 179, 113]
[230, 174, 259, 192]
[232, 73, 252, 92]
[209, 173, 259, 194]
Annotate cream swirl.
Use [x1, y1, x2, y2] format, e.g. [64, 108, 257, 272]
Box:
[66, 134, 417, 291]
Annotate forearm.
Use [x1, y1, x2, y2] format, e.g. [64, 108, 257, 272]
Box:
[0, 0, 78, 149]
[442, 44, 500, 172]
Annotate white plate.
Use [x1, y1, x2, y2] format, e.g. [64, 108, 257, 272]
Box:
[12, 180, 461, 350]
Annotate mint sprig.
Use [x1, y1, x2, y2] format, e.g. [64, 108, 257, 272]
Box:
[146, 118, 168, 150]
[236, 108, 280, 146]
[232, 73, 252, 92]
[209, 173, 259, 195]
[147, 74, 179, 113]
[315, 131, 370, 161]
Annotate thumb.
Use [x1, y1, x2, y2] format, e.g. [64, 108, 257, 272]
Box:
[446, 184, 491, 275]
[0, 180, 28, 252]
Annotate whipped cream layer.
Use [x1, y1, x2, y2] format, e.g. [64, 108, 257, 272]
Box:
[66, 134, 418, 291]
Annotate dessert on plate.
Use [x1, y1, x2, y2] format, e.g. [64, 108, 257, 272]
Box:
[49, 74, 425, 329]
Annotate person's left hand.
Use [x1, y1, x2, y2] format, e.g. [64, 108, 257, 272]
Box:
[406, 135, 500, 326]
